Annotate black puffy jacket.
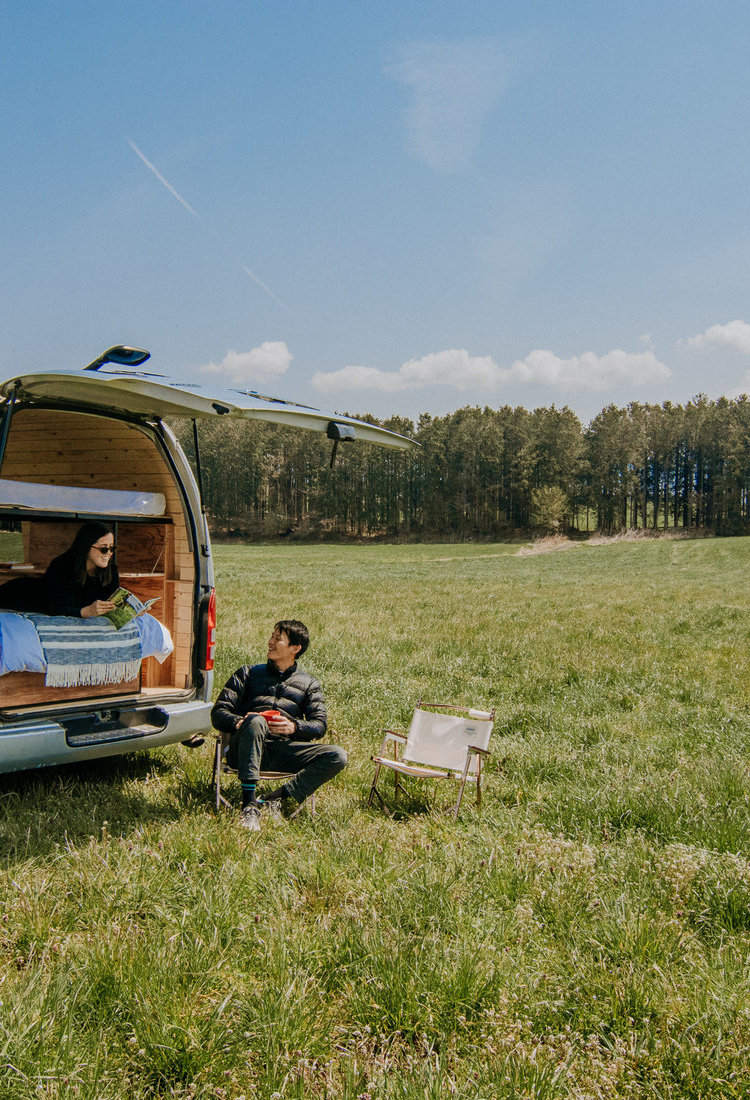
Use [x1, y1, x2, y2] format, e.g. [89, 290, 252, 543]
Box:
[44, 549, 119, 617]
[211, 661, 327, 742]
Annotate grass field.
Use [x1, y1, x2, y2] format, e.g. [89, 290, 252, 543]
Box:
[2, 536, 750, 1099]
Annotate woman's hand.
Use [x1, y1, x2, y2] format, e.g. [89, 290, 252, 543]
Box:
[81, 599, 116, 619]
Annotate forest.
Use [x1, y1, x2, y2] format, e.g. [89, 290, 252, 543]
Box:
[174, 393, 750, 539]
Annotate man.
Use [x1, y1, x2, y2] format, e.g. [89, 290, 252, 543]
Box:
[211, 619, 347, 830]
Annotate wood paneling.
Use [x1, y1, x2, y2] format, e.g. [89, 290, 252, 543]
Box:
[0, 670, 141, 708]
[0, 408, 197, 703]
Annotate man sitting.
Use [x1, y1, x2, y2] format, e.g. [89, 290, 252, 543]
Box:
[211, 619, 347, 830]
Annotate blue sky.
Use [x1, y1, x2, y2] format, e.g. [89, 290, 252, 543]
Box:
[2, 0, 750, 426]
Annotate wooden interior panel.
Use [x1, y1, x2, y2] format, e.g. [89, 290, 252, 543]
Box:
[2, 410, 179, 495]
[22, 521, 171, 576]
[0, 670, 141, 708]
[0, 408, 197, 704]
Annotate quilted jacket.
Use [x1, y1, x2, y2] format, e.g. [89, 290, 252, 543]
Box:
[210, 660, 327, 742]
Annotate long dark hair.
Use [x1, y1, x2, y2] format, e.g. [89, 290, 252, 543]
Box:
[68, 521, 116, 588]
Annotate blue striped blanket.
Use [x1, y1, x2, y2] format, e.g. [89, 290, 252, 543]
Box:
[26, 614, 142, 688]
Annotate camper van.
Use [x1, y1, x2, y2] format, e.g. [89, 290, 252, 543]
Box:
[0, 346, 415, 774]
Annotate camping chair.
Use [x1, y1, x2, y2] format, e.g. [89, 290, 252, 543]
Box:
[368, 701, 495, 820]
[211, 732, 316, 818]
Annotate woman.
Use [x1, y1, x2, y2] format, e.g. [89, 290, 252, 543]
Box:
[43, 521, 119, 618]
[42, 523, 204, 747]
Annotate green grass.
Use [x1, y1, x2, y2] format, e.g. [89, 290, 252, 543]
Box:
[2, 536, 750, 1097]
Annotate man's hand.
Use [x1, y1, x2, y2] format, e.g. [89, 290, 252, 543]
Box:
[266, 713, 296, 737]
[232, 712, 296, 736]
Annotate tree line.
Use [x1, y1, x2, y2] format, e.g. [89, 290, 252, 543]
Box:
[173, 394, 750, 538]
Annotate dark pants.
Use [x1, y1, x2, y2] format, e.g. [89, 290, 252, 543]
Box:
[227, 715, 347, 802]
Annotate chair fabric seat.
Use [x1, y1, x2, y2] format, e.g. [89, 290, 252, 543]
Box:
[371, 756, 452, 780]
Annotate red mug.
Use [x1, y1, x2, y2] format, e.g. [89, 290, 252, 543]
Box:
[260, 709, 281, 720]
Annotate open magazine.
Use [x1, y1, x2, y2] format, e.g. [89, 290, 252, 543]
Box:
[105, 587, 161, 631]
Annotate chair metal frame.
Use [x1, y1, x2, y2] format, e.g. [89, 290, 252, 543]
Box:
[368, 701, 494, 821]
[211, 733, 316, 818]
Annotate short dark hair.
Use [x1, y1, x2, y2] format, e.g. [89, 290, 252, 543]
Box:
[275, 619, 310, 656]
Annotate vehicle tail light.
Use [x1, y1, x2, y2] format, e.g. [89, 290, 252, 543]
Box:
[199, 587, 216, 671]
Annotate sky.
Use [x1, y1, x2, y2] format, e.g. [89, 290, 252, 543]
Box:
[2, 0, 750, 428]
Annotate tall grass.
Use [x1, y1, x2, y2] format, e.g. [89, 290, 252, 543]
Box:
[2, 537, 750, 1097]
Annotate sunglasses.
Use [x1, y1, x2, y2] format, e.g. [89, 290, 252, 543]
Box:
[93, 544, 116, 555]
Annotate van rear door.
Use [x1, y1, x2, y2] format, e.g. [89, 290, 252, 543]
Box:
[0, 370, 417, 449]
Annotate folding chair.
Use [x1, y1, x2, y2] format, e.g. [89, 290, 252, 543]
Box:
[368, 702, 495, 820]
[211, 732, 316, 817]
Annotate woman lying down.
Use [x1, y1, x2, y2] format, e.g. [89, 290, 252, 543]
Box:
[0, 520, 120, 619]
[0, 520, 171, 681]
[0, 522, 202, 745]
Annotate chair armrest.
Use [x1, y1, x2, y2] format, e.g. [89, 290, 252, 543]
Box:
[382, 729, 407, 744]
[467, 744, 490, 757]
[374, 728, 407, 758]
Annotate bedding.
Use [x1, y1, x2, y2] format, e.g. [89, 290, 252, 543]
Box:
[0, 611, 173, 685]
[0, 478, 166, 516]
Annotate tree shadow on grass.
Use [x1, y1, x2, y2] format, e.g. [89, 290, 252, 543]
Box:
[0, 751, 193, 865]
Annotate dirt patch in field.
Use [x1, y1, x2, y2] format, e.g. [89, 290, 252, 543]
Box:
[516, 535, 580, 556]
[517, 529, 703, 555]
[587, 529, 688, 545]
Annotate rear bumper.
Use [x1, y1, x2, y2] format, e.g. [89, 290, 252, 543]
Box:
[0, 699, 214, 774]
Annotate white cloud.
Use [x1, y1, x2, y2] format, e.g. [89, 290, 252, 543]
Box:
[400, 349, 504, 387]
[200, 342, 293, 383]
[312, 365, 407, 394]
[312, 349, 504, 394]
[385, 37, 515, 172]
[312, 346, 670, 396]
[686, 319, 750, 353]
[507, 348, 671, 391]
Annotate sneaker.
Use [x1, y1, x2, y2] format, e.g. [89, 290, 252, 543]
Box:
[239, 805, 262, 832]
[261, 799, 284, 823]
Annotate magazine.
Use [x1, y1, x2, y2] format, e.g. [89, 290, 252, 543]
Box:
[105, 587, 161, 631]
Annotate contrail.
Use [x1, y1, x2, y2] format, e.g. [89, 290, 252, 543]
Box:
[128, 140, 198, 217]
[243, 265, 293, 314]
[128, 138, 292, 312]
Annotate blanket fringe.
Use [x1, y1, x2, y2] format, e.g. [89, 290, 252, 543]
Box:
[45, 660, 140, 688]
